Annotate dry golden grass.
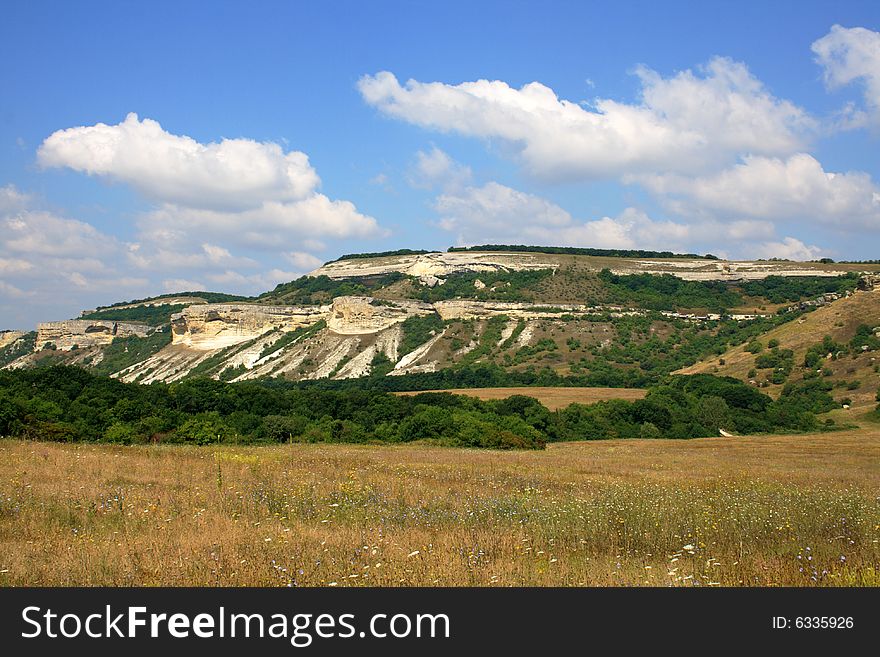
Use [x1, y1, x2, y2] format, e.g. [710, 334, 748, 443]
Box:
[679, 288, 880, 405]
[1, 430, 878, 587]
[394, 386, 647, 410]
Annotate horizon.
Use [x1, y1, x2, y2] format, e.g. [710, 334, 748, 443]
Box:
[2, 0, 879, 328]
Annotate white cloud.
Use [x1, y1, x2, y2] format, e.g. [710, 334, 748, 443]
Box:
[0, 183, 330, 327]
[813, 25, 880, 128]
[38, 113, 320, 211]
[205, 268, 302, 291]
[435, 182, 570, 239]
[0, 184, 31, 213]
[126, 243, 258, 271]
[0, 185, 153, 324]
[753, 237, 822, 261]
[162, 278, 206, 293]
[431, 179, 818, 259]
[0, 257, 34, 274]
[2, 210, 121, 258]
[283, 251, 323, 271]
[410, 147, 472, 190]
[359, 58, 814, 180]
[37, 114, 386, 269]
[434, 182, 693, 250]
[637, 153, 880, 229]
[0, 280, 31, 299]
[136, 195, 384, 253]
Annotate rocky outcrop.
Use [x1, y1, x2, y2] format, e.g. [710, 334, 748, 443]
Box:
[312, 251, 847, 283]
[614, 259, 844, 281]
[36, 320, 152, 351]
[328, 296, 434, 334]
[0, 330, 24, 349]
[171, 303, 327, 350]
[858, 274, 880, 291]
[434, 300, 596, 320]
[310, 251, 558, 280]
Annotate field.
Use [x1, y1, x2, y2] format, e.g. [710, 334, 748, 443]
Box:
[394, 386, 647, 410]
[1, 430, 878, 587]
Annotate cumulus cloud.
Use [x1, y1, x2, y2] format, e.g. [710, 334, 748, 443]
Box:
[204, 268, 304, 291]
[2, 210, 121, 258]
[431, 176, 822, 259]
[753, 237, 822, 261]
[813, 25, 880, 128]
[637, 153, 880, 229]
[126, 242, 258, 271]
[409, 147, 472, 190]
[38, 113, 320, 211]
[161, 278, 206, 293]
[0, 257, 34, 275]
[434, 182, 694, 250]
[0, 184, 31, 213]
[0, 185, 153, 325]
[359, 58, 814, 180]
[0, 185, 329, 327]
[0, 280, 31, 299]
[283, 251, 324, 271]
[38, 113, 385, 261]
[134, 195, 384, 254]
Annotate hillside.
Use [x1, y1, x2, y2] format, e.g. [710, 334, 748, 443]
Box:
[3, 249, 879, 395]
[679, 288, 880, 416]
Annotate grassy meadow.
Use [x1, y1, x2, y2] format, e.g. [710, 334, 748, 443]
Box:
[1, 430, 878, 587]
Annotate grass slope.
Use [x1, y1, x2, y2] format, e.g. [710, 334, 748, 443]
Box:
[679, 289, 880, 412]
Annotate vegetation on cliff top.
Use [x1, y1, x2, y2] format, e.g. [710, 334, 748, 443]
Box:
[448, 244, 716, 259]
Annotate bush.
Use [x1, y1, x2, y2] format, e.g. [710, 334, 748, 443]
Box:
[173, 413, 232, 445]
[103, 422, 140, 444]
[639, 422, 661, 438]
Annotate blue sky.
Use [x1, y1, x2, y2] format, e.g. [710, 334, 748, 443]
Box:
[1, 0, 879, 328]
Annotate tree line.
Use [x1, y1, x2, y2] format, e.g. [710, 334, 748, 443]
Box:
[0, 367, 839, 449]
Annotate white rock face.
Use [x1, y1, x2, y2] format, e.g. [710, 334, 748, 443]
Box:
[613, 259, 843, 281]
[312, 251, 847, 282]
[310, 251, 558, 280]
[36, 320, 152, 351]
[171, 303, 327, 350]
[328, 296, 434, 334]
[433, 300, 596, 320]
[0, 331, 24, 349]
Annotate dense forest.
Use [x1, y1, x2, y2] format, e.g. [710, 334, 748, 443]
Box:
[0, 367, 842, 449]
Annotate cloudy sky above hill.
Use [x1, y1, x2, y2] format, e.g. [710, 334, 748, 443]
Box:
[1, 1, 878, 328]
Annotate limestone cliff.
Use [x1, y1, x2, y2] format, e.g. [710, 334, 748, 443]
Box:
[0, 331, 24, 349]
[311, 251, 847, 282]
[327, 296, 434, 334]
[310, 251, 558, 280]
[170, 303, 328, 350]
[36, 320, 152, 351]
